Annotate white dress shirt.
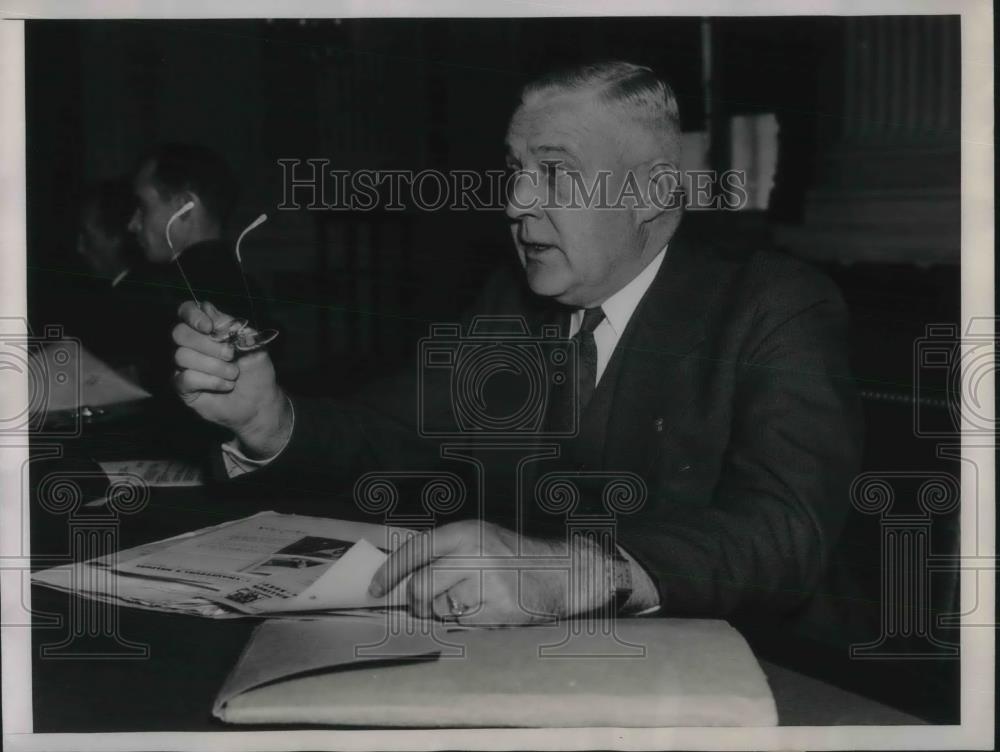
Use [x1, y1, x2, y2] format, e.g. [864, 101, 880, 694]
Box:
[568, 245, 667, 385]
[568, 246, 667, 615]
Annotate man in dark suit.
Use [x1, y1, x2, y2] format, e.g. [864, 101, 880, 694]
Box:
[171, 62, 862, 625]
[56, 178, 147, 372]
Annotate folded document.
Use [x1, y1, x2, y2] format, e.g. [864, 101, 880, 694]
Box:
[214, 615, 779, 727]
[30, 340, 151, 413]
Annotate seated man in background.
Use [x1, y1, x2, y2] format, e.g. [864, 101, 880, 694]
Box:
[67, 177, 147, 372]
[77, 178, 141, 292]
[171, 62, 862, 626]
[125, 142, 265, 394]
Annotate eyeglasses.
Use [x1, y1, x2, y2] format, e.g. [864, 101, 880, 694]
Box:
[208, 317, 278, 352]
[165, 205, 279, 353]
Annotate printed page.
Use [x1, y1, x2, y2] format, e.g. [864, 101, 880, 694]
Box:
[98, 458, 204, 487]
[210, 538, 404, 614]
[31, 340, 151, 412]
[111, 514, 401, 595]
[33, 512, 413, 617]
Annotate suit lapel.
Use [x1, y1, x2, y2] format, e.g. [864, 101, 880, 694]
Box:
[604, 232, 713, 475]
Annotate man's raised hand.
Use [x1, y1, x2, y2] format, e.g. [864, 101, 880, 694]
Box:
[172, 301, 292, 459]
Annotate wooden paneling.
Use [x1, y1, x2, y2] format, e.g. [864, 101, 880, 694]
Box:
[777, 16, 961, 265]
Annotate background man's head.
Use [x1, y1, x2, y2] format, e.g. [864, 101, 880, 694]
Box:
[77, 178, 140, 280]
[505, 61, 683, 308]
[128, 143, 237, 263]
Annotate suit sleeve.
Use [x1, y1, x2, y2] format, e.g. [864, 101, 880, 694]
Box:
[619, 270, 863, 618]
[231, 265, 526, 496]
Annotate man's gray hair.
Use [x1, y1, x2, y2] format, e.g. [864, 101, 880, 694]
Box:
[521, 61, 681, 158]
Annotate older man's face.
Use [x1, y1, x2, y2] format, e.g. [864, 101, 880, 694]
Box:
[505, 92, 644, 308]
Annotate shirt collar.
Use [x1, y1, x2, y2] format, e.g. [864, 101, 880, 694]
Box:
[595, 244, 668, 337]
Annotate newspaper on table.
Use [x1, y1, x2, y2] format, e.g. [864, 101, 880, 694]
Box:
[32, 512, 412, 619]
[97, 458, 204, 488]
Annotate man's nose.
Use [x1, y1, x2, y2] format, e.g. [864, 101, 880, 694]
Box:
[504, 170, 544, 221]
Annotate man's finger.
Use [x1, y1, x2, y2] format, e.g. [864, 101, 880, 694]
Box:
[369, 528, 460, 598]
[174, 346, 240, 381]
[176, 300, 237, 334]
[199, 301, 237, 330]
[172, 322, 235, 361]
[430, 572, 483, 622]
[407, 565, 434, 619]
[178, 300, 213, 334]
[409, 566, 467, 619]
[174, 367, 237, 396]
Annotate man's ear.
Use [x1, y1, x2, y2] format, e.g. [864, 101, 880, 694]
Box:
[177, 191, 198, 218]
[635, 159, 683, 226]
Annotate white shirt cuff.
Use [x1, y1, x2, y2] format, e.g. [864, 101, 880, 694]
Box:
[220, 398, 295, 478]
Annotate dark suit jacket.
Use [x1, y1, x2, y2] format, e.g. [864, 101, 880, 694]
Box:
[253, 229, 863, 620]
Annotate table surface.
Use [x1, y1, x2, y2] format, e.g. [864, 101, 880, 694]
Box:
[24, 443, 926, 732]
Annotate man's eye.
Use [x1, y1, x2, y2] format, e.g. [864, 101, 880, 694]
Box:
[541, 161, 567, 188]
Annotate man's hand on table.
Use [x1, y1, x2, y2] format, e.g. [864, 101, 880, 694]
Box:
[368, 520, 655, 625]
[172, 300, 292, 459]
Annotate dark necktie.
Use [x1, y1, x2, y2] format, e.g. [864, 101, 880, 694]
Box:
[575, 306, 606, 413]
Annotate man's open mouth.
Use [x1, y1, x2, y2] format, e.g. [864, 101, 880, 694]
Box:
[522, 241, 556, 254]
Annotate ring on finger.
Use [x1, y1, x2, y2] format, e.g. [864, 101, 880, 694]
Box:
[446, 591, 467, 618]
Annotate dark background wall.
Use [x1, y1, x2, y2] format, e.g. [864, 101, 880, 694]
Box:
[26, 17, 961, 387]
[25, 17, 964, 722]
